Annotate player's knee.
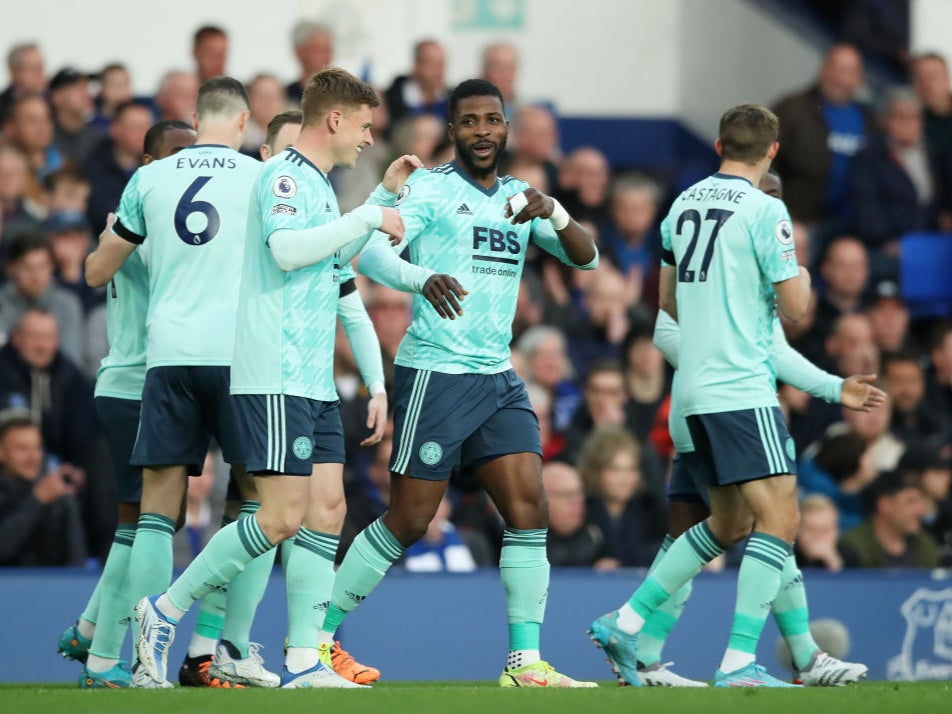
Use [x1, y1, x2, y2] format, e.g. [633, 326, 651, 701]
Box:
[256, 509, 304, 544]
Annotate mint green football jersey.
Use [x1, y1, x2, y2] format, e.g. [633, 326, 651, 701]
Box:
[394, 161, 591, 374]
[94, 250, 148, 400]
[230, 148, 343, 401]
[114, 144, 260, 368]
[661, 173, 799, 415]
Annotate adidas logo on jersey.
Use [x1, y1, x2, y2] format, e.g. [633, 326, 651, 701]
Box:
[324, 201, 332, 212]
[456, 203, 472, 215]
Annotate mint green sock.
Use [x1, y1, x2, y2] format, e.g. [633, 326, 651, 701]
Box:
[286, 527, 339, 648]
[86, 524, 136, 659]
[79, 581, 103, 627]
[772, 552, 819, 669]
[193, 514, 235, 642]
[220, 503, 277, 658]
[728, 532, 791, 655]
[638, 534, 695, 666]
[322, 519, 404, 636]
[167, 513, 274, 613]
[628, 522, 723, 620]
[128, 513, 175, 606]
[500, 528, 549, 650]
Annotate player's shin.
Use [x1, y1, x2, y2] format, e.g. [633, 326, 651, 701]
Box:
[500, 528, 549, 669]
[85, 524, 137, 671]
[320, 519, 405, 639]
[772, 552, 818, 671]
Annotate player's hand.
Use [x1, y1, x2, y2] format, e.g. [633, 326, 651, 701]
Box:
[422, 274, 467, 319]
[504, 187, 552, 225]
[840, 374, 887, 412]
[382, 154, 424, 194]
[98, 213, 116, 243]
[379, 207, 405, 246]
[361, 392, 388, 446]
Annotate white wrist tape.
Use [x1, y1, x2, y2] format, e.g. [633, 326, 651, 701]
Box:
[548, 198, 570, 231]
[369, 380, 386, 396]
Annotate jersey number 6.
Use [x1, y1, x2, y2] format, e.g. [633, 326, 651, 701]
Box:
[175, 176, 222, 246]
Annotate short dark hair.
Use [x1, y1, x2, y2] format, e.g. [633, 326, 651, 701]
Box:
[41, 166, 89, 193]
[870, 469, 921, 505]
[882, 349, 923, 372]
[301, 67, 378, 128]
[194, 25, 226, 47]
[196, 76, 249, 118]
[143, 119, 192, 158]
[0, 414, 38, 442]
[929, 321, 952, 352]
[7, 232, 52, 264]
[815, 432, 868, 484]
[585, 360, 625, 386]
[265, 110, 303, 150]
[718, 104, 779, 164]
[914, 51, 948, 69]
[449, 79, 504, 122]
[112, 98, 154, 123]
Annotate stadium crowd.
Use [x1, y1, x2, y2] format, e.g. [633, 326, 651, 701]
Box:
[0, 20, 950, 573]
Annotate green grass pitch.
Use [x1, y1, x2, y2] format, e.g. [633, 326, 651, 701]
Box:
[2, 681, 949, 714]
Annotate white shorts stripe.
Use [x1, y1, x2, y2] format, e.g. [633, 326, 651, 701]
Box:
[393, 370, 430, 474]
[755, 408, 779, 473]
[763, 407, 787, 474]
[266, 395, 275, 471]
[277, 394, 287, 471]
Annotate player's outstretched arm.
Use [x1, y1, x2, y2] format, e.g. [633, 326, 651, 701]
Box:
[85, 212, 137, 287]
[507, 187, 598, 268]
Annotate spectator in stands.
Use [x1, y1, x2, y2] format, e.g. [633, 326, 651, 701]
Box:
[621, 319, 667, 442]
[0, 234, 83, 364]
[556, 146, 611, 227]
[481, 42, 520, 119]
[808, 236, 870, 359]
[192, 25, 228, 84]
[600, 173, 662, 278]
[847, 87, 944, 281]
[883, 349, 951, 445]
[90, 63, 134, 130]
[0, 414, 86, 566]
[389, 113, 445, 168]
[800, 431, 878, 532]
[912, 51, 952, 160]
[366, 284, 412, 390]
[3, 94, 62, 180]
[898, 443, 952, 565]
[504, 104, 561, 195]
[506, 157, 550, 195]
[795, 494, 843, 571]
[839, 469, 939, 568]
[841, 0, 910, 76]
[153, 70, 198, 122]
[843, 389, 905, 472]
[0, 43, 45, 123]
[41, 166, 90, 217]
[542, 461, 607, 567]
[83, 99, 152, 232]
[773, 44, 874, 230]
[384, 39, 448, 129]
[867, 279, 911, 353]
[525, 383, 565, 463]
[577, 425, 667, 568]
[0, 308, 97, 469]
[824, 313, 879, 378]
[516, 325, 580, 434]
[241, 73, 287, 155]
[46, 210, 101, 314]
[286, 21, 334, 104]
[404, 496, 478, 572]
[924, 322, 952, 419]
[48, 67, 102, 166]
[0, 143, 43, 255]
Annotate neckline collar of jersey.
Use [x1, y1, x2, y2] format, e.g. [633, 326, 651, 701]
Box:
[182, 143, 230, 149]
[286, 147, 329, 182]
[712, 172, 753, 187]
[451, 160, 500, 196]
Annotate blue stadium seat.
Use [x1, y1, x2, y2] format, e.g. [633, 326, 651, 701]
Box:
[899, 233, 952, 317]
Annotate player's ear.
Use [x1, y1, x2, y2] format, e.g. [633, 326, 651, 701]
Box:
[447, 122, 456, 141]
[713, 138, 723, 157]
[191, 112, 199, 132]
[259, 144, 271, 161]
[767, 141, 779, 160]
[327, 109, 342, 134]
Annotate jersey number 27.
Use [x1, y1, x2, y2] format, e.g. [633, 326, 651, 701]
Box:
[676, 208, 734, 283]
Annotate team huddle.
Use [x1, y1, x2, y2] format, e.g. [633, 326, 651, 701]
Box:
[54, 68, 883, 690]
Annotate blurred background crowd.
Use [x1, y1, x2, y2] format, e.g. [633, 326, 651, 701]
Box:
[1, 1, 950, 575]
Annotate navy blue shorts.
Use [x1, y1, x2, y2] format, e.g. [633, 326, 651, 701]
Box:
[131, 366, 245, 470]
[667, 451, 713, 507]
[234, 394, 344, 476]
[686, 406, 797, 486]
[389, 366, 542, 480]
[96, 396, 142, 503]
